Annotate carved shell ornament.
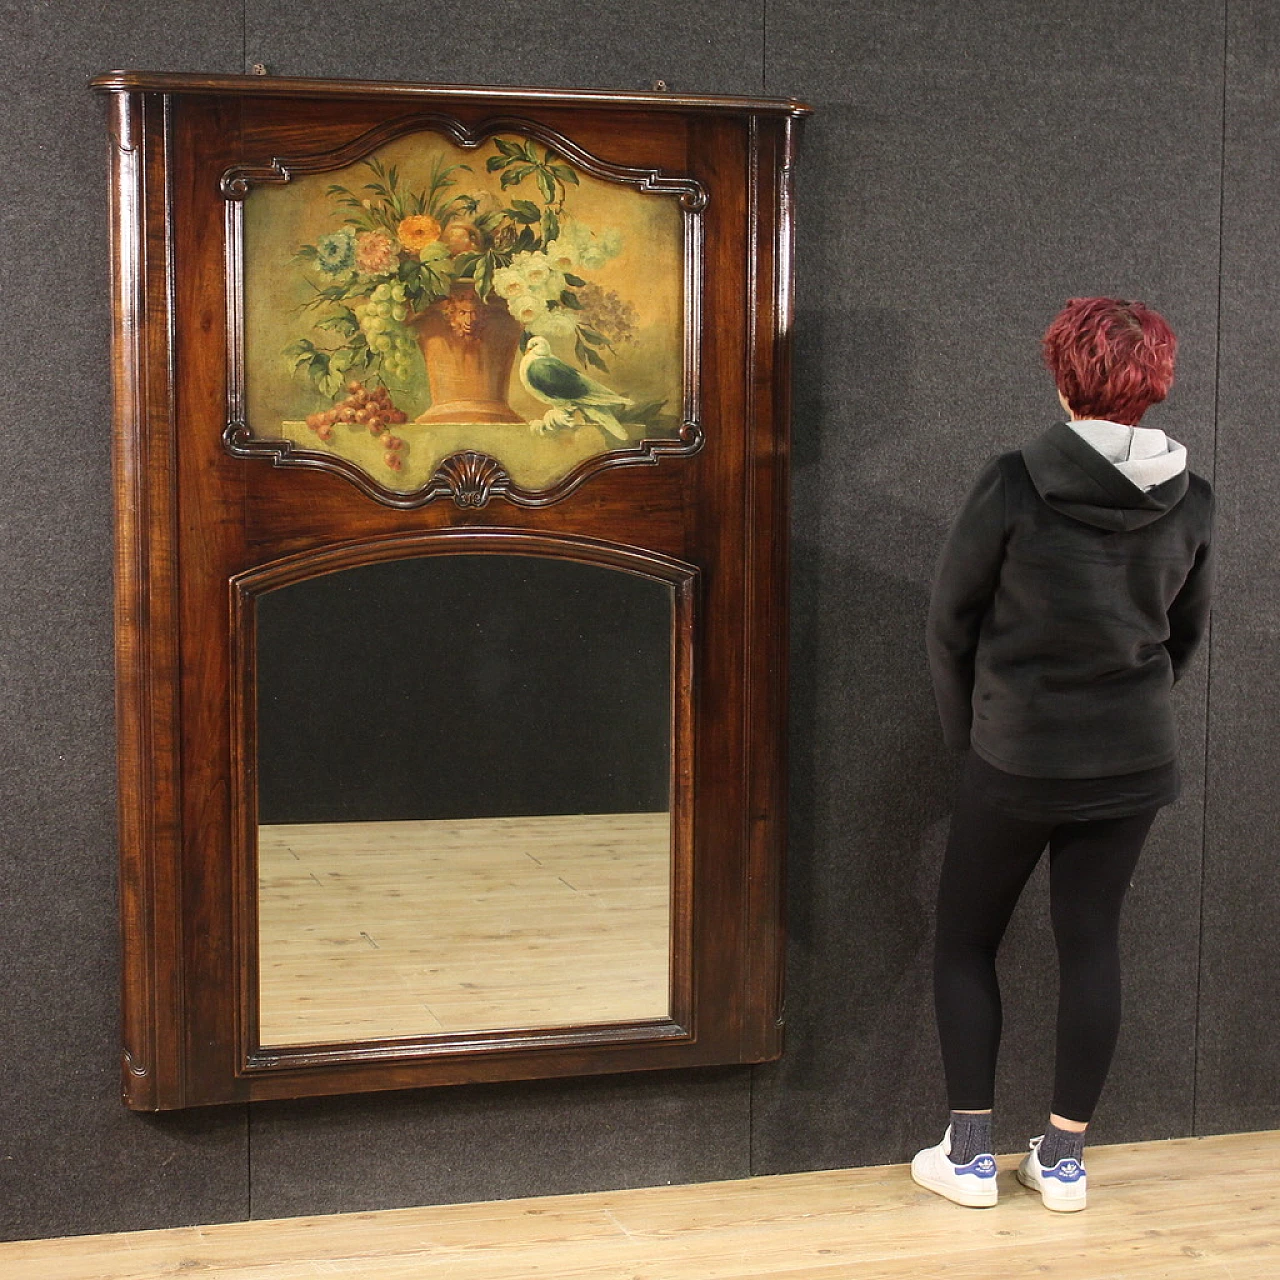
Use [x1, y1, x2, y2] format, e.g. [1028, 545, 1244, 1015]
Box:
[433, 451, 509, 508]
[223, 115, 705, 507]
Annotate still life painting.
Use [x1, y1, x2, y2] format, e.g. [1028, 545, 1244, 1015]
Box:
[241, 128, 690, 501]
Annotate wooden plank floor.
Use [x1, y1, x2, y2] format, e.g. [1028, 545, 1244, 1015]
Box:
[3, 1131, 1276, 1279]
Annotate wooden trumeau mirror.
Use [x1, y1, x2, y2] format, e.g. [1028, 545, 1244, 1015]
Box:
[96, 71, 807, 1109]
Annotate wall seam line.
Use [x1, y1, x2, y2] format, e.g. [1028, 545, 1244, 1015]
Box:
[1193, 0, 1230, 1140]
[761, 0, 768, 95]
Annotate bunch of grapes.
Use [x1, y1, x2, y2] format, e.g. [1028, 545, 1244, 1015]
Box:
[353, 282, 417, 382]
[305, 382, 410, 472]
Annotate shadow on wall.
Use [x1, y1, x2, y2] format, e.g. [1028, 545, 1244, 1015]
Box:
[756, 302, 969, 1169]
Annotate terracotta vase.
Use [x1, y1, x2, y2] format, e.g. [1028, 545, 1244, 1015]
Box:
[409, 282, 525, 424]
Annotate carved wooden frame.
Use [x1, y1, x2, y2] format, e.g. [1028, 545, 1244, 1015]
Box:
[95, 70, 808, 1109]
[231, 530, 697, 1071]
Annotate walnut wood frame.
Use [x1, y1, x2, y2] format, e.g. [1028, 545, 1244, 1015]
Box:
[95, 70, 808, 1110]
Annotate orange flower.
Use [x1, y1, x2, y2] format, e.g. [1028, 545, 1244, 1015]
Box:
[397, 214, 442, 251]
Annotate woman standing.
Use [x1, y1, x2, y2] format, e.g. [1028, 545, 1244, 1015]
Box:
[912, 297, 1214, 1211]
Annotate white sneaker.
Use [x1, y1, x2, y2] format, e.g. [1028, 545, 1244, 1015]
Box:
[1017, 1135, 1087, 1212]
[911, 1127, 998, 1207]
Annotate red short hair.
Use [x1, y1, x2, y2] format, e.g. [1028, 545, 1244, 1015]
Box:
[1042, 297, 1177, 425]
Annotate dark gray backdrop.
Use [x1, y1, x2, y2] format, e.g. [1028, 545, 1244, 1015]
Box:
[2, 0, 1276, 1242]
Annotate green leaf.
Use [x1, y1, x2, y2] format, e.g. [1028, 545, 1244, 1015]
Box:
[582, 346, 609, 373]
[318, 310, 359, 337]
[544, 210, 561, 243]
[486, 154, 510, 172]
[514, 226, 537, 252]
[474, 252, 494, 301]
[536, 171, 554, 203]
[421, 267, 452, 302]
[493, 137, 521, 157]
[577, 325, 608, 344]
[563, 271, 585, 287]
[509, 198, 541, 223]
[559, 290, 584, 310]
[551, 165, 579, 185]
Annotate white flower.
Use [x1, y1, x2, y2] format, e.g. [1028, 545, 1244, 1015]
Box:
[509, 250, 549, 280]
[527, 307, 578, 339]
[543, 238, 579, 272]
[556, 217, 621, 270]
[508, 293, 548, 326]
[505, 251, 565, 300]
[531, 266, 567, 300]
[492, 266, 526, 299]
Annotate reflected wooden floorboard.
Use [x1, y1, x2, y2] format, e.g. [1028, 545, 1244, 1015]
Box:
[257, 811, 671, 1044]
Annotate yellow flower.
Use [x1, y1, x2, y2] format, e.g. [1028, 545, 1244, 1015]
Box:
[397, 214, 442, 251]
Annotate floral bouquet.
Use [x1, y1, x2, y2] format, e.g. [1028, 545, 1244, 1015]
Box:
[285, 140, 640, 404]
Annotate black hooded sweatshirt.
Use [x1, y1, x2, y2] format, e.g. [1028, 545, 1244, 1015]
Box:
[926, 422, 1214, 778]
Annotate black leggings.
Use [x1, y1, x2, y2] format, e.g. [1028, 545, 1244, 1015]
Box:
[933, 780, 1158, 1123]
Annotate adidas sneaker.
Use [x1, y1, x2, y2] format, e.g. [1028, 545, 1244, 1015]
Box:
[910, 1127, 999, 1208]
[1016, 1135, 1087, 1212]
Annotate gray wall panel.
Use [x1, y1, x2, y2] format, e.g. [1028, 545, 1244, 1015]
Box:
[244, 0, 762, 94]
[1199, 0, 1280, 1134]
[249, 1070, 749, 1219]
[0, 1, 249, 1243]
[754, 1, 1223, 1170]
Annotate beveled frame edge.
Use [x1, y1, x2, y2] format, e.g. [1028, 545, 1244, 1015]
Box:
[228, 528, 698, 1078]
[109, 89, 187, 1111]
[91, 70, 813, 118]
[220, 109, 705, 509]
[739, 114, 799, 1061]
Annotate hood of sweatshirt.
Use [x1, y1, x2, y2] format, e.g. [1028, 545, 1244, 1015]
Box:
[1021, 422, 1190, 531]
[1067, 419, 1188, 490]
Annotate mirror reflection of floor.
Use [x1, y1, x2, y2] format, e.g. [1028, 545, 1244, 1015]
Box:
[257, 811, 671, 1045]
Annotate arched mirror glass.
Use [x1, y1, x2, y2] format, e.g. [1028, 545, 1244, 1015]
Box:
[252, 553, 674, 1046]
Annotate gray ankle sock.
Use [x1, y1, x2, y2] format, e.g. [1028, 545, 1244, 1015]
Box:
[948, 1111, 992, 1165]
[1038, 1122, 1085, 1168]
